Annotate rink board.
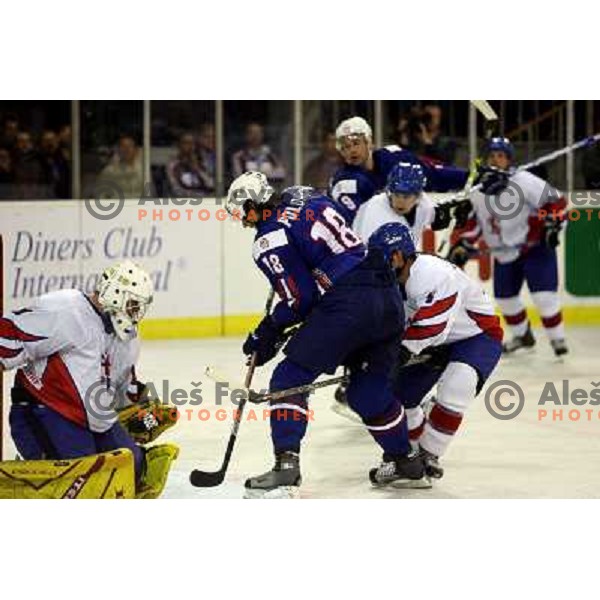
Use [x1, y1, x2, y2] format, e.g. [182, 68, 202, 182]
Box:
[0, 198, 599, 339]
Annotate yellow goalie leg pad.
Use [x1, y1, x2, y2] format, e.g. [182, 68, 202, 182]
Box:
[118, 398, 179, 444]
[136, 443, 179, 499]
[0, 449, 136, 499]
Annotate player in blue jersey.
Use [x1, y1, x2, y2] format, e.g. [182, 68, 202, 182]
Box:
[329, 116, 469, 224]
[225, 171, 430, 498]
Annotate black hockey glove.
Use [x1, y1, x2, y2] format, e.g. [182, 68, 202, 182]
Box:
[397, 344, 450, 371]
[431, 203, 452, 230]
[453, 199, 473, 229]
[475, 165, 509, 195]
[447, 239, 478, 267]
[543, 214, 563, 248]
[243, 316, 287, 366]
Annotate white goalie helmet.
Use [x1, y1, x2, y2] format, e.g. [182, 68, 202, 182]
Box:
[335, 116, 373, 150]
[96, 260, 154, 340]
[225, 171, 274, 221]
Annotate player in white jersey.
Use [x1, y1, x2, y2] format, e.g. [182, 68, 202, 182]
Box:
[0, 261, 159, 490]
[333, 161, 454, 414]
[353, 161, 453, 248]
[369, 223, 503, 480]
[448, 137, 568, 357]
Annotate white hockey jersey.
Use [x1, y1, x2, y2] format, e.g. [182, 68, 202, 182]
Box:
[353, 192, 436, 249]
[402, 254, 503, 355]
[0, 289, 139, 433]
[466, 170, 563, 263]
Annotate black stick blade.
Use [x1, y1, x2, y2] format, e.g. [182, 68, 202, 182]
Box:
[189, 469, 225, 488]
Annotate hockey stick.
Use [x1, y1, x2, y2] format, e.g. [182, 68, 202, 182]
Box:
[470, 100, 499, 123]
[204, 364, 348, 404]
[437, 101, 499, 254]
[439, 132, 600, 206]
[436, 131, 600, 254]
[189, 289, 275, 488]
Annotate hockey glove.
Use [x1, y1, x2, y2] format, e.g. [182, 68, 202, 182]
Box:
[475, 165, 509, 195]
[397, 344, 450, 371]
[447, 239, 478, 267]
[243, 316, 287, 366]
[453, 199, 473, 229]
[431, 203, 452, 230]
[543, 214, 563, 248]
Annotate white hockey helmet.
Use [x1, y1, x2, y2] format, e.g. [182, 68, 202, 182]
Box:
[335, 116, 373, 151]
[225, 171, 274, 222]
[96, 260, 154, 340]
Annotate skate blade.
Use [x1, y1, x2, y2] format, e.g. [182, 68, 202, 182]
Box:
[502, 346, 536, 357]
[390, 477, 433, 490]
[243, 486, 301, 500]
[372, 476, 433, 490]
[330, 402, 363, 424]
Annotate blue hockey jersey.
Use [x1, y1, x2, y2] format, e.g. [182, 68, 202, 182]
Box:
[329, 145, 468, 223]
[252, 186, 366, 329]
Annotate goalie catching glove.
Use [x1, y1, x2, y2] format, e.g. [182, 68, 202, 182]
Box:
[118, 397, 179, 444]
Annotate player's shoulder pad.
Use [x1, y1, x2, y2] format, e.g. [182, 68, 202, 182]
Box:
[406, 254, 453, 298]
[253, 226, 289, 262]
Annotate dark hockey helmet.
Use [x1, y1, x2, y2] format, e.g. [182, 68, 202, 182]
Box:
[483, 137, 514, 160]
[386, 162, 427, 195]
[368, 222, 416, 263]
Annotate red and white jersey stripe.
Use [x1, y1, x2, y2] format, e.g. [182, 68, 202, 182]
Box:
[403, 254, 503, 355]
[0, 289, 140, 432]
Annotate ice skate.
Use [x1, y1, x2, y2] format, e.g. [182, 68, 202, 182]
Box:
[369, 452, 432, 489]
[244, 452, 302, 499]
[420, 447, 444, 480]
[502, 326, 536, 354]
[551, 338, 568, 359]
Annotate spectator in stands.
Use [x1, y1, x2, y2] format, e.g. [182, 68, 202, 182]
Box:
[58, 124, 72, 163]
[303, 131, 342, 192]
[0, 114, 19, 151]
[401, 105, 457, 164]
[197, 123, 216, 187]
[422, 104, 457, 164]
[0, 147, 15, 199]
[231, 122, 286, 184]
[38, 130, 70, 198]
[396, 115, 410, 147]
[97, 134, 144, 198]
[166, 132, 215, 197]
[13, 131, 45, 198]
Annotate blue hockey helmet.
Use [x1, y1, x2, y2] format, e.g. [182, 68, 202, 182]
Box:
[368, 222, 416, 263]
[484, 137, 514, 160]
[386, 162, 427, 196]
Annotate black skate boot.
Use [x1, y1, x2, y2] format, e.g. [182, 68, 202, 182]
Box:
[369, 452, 432, 489]
[550, 338, 568, 358]
[244, 451, 302, 499]
[420, 447, 444, 480]
[502, 326, 536, 354]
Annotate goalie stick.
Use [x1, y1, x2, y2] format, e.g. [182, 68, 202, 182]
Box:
[189, 289, 274, 488]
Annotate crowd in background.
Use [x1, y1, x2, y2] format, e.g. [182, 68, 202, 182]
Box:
[0, 113, 71, 199]
[2, 102, 600, 200]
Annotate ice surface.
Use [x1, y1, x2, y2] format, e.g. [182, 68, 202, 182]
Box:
[3, 328, 600, 498]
